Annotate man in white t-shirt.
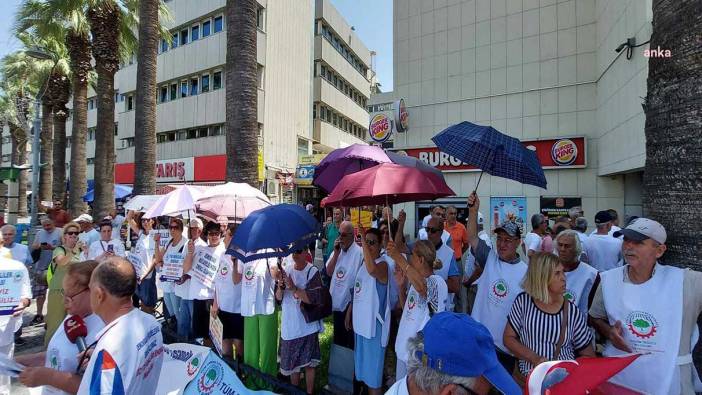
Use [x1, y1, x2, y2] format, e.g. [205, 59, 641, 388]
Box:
[0, 255, 32, 394]
[86, 221, 126, 260]
[78, 257, 163, 394]
[75, 215, 99, 248]
[586, 211, 623, 272]
[17, 261, 105, 395]
[417, 205, 451, 245]
[523, 213, 548, 261]
[589, 208, 621, 237]
[1, 225, 32, 266]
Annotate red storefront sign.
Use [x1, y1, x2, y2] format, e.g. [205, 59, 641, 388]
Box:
[115, 154, 227, 184]
[394, 137, 586, 171]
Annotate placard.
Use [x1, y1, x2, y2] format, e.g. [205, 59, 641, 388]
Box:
[127, 253, 146, 280]
[161, 252, 185, 282]
[209, 315, 224, 357]
[0, 270, 26, 313]
[192, 251, 219, 288]
[489, 197, 527, 235]
[155, 229, 171, 248]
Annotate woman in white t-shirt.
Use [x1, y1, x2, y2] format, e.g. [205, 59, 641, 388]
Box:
[154, 218, 186, 323]
[132, 216, 158, 314]
[275, 248, 324, 394]
[16, 261, 105, 395]
[211, 224, 244, 359]
[387, 238, 448, 382]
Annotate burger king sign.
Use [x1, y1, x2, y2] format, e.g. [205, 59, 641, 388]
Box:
[369, 113, 392, 143]
[551, 139, 578, 166]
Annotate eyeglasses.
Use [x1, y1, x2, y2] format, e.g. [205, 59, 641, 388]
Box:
[169, 225, 181, 230]
[65, 231, 80, 236]
[426, 227, 441, 234]
[365, 239, 378, 246]
[141, 218, 150, 222]
[61, 287, 89, 302]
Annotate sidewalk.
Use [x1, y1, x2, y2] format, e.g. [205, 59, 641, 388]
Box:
[11, 301, 46, 394]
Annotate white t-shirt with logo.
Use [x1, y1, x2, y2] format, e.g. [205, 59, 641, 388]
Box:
[77, 309, 163, 395]
[42, 314, 105, 395]
[87, 239, 126, 260]
[214, 254, 242, 314]
[239, 256, 277, 317]
[586, 234, 623, 272]
[0, 258, 32, 346]
[175, 238, 208, 300]
[187, 243, 224, 300]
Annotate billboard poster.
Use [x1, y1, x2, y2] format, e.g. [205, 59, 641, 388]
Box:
[540, 197, 583, 221]
[489, 197, 527, 235]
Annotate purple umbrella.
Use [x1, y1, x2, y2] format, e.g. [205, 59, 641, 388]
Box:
[313, 144, 391, 193]
[386, 151, 445, 181]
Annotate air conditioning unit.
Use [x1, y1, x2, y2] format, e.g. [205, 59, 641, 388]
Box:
[266, 180, 277, 197]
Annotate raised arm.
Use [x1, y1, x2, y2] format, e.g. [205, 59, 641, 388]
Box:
[466, 192, 481, 251]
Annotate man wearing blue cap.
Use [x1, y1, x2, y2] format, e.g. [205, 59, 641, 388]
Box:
[386, 312, 520, 395]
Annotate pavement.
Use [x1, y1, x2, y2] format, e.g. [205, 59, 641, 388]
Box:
[11, 301, 45, 394]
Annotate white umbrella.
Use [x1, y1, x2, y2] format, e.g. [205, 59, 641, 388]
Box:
[123, 195, 161, 213]
[143, 185, 207, 219]
[196, 182, 271, 222]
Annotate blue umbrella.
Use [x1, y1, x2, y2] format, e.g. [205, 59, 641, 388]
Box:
[432, 121, 547, 189]
[227, 204, 321, 262]
[82, 184, 134, 202]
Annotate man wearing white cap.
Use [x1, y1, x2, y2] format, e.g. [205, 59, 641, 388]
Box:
[75, 214, 99, 247]
[589, 218, 702, 394]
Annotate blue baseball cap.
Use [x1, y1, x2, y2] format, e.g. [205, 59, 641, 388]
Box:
[416, 312, 521, 395]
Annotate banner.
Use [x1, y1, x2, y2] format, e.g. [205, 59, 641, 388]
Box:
[161, 252, 185, 282]
[155, 229, 172, 248]
[0, 270, 25, 313]
[209, 315, 224, 356]
[540, 197, 582, 221]
[127, 253, 146, 280]
[183, 353, 276, 395]
[489, 197, 527, 235]
[156, 343, 212, 395]
[192, 251, 219, 288]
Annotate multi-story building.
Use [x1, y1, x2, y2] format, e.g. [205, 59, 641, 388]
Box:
[3, 0, 373, 205]
[390, 0, 651, 234]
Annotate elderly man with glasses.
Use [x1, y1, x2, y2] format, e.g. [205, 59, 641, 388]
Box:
[417, 206, 451, 245]
[465, 192, 527, 389]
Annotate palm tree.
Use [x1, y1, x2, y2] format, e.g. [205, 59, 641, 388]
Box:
[225, 0, 259, 184]
[642, 0, 702, 269]
[133, 0, 160, 195]
[47, 67, 71, 205]
[15, 0, 93, 216]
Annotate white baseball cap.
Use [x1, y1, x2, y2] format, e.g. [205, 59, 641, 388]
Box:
[613, 218, 666, 244]
[73, 214, 93, 223]
[189, 218, 204, 229]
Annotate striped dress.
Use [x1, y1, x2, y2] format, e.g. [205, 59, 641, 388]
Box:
[507, 292, 592, 375]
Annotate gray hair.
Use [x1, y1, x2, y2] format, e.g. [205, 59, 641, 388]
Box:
[406, 332, 475, 394]
[41, 218, 54, 226]
[0, 225, 16, 233]
[573, 217, 588, 232]
[555, 230, 582, 260]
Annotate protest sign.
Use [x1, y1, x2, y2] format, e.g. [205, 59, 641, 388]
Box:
[192, 251, 219, 288]
[127, 253, 146, 280]
[161, 252, 185, 282]
[209, 315, 224, 356]
[0, 270, 26, 313]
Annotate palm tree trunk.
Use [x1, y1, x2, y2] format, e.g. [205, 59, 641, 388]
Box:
[643, 0, 702, 268]
[39, 102, 53, 203]
[66, 30, 91, 217]
[133, 0, 159, 195]
[52, 110, 68, 205]
[89, 1, 120, 219]
[10, 126, 29, 217]
[226, 0, 259, 184]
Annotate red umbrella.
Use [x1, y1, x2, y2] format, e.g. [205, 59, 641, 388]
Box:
[321, 163, 455, 207]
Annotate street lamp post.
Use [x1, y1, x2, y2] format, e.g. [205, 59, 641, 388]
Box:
[25, 48, 55, 227]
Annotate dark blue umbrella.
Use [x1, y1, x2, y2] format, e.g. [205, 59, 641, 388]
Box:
[82, 184, 134, 202]
[432, 121, 547, 189]
[227, 204, 321, 262]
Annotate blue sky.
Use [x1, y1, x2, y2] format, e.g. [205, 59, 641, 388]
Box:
[0, 0, 393, 90]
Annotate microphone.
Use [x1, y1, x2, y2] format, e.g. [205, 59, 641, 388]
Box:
[64, 315, 88, 352]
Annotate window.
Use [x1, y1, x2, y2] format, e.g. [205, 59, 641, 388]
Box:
[160, 39, 168, 53]
[312, 104, 316, 119]
[180, 29, 188, 46]
[168, 132, 176, 142]
[320, 106, 326, 121]
[210, 125, 223, 136]
[187, 129, 197, 139]
[214, 16, 223, 33]
[180, 81, 188, 97]
[170, 83, 177, 100]
[171, 33, 178, 49]
[114, 123, 119, 136]
[178, 130, 187, 140]
[190, 77, 199, 96]
[88, 128, 95, 141]
[320, 65, 326, 78]
[191, 25, 199, 41]
[297, 138, 308, 157]
[201, 74, 210, 93]
[160, 86, 168, 103]
[213, 71, 222, 90]
[332, 112, 337, 126]
[87, 158, 94, 165]
[257, 65, 264, 89]
[127, 95, 133, 111]
[202, 20, 211, 37]
[256, 7, 265, 30]
[198, 128, 208, 138]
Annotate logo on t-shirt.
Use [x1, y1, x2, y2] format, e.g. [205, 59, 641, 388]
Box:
[220, 265, 228, 276]
[336, 268, 345, 279]
[491, 279, 509, 298]
[244, 268, 255, 281]
[187, 356, 201, 376]
[564, 289, 575, 302]
[407, 293, 416, 310]
[48, 349, 59, 369]
[13, 271, 22, 283]
[197, 361, 225, 393]
[354, 280, 362, 295]
[626, 311, 658, 339]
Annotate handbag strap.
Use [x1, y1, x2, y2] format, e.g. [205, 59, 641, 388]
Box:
[553, 299, 569, 360]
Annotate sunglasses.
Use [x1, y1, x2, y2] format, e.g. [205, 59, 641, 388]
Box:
[169, 225, 181, 230]
[365, 239, 378, 246]
[207, 232, 221, 236]
[427, 227, 442, 234]
[65, 231, 80, 236]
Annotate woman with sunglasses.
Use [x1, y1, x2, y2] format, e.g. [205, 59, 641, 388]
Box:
[17, 260, 105, 394]
[183, 221, 226, 342]
[349, 227, 390, 395]
[276, 247, 324, 395]
[211, 224, 244, 359]
[154, 218, 187, 324]
[44, 222, 85, 345]
[131, 214, 158, 314]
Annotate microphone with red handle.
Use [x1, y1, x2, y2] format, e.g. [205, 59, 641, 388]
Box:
[64, 315, 88, 352]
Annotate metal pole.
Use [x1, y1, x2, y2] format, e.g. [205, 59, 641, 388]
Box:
[30, 98, 41, 226]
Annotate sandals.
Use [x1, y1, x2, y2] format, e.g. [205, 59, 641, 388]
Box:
[29, 315, 44, 325]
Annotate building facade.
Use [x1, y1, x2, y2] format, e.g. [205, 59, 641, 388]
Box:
[389, 0, 651, 234]
[2, 0, 374, 205]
